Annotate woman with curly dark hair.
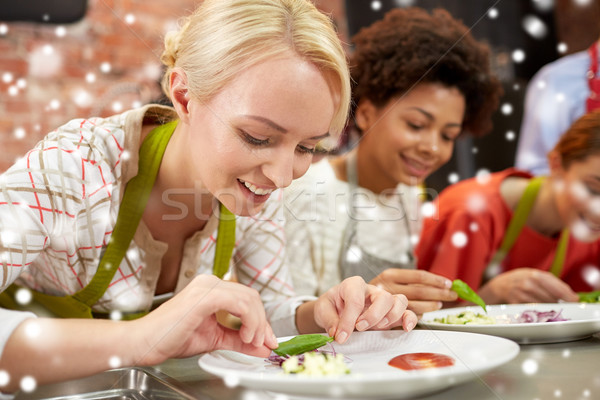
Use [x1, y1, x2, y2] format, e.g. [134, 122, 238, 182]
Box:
[284, 7, 503, 316]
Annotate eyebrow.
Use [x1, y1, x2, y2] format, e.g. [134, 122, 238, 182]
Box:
[407, 107, 462, 127]
[243, 115, 288, 133]
[243, 114, 330, 140]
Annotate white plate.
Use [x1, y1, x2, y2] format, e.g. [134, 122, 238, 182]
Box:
[198, 330, 519, 399]
[420, 303, 600, 344]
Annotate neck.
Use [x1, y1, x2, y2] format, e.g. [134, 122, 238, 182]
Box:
[149, 123, 214, 223]
[355, 146, 399, 194]
[527, 177, 565, 237]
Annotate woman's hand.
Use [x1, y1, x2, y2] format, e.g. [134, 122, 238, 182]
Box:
[132, 275, 278, 366]
[369, 269, 458, 316]
[309, 276, 418, 344]
[479, 268, 579, 304]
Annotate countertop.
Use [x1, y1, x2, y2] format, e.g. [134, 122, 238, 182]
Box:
[15, 331, 600, 399]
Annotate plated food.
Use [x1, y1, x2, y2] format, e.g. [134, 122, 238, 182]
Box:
[421, 303, 600, 344]
[433, 309, 569, 325]
[198, 330, 519, 399]
[266, 334, 351, 376]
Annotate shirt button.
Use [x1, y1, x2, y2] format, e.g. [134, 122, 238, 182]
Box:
[184, 269, 195, 279]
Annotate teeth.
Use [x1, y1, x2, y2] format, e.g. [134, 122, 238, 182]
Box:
[243, 180, 274, 196]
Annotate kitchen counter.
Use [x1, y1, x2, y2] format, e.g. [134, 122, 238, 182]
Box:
[15, 332, 600, 399]
[157, 332, 600, 400]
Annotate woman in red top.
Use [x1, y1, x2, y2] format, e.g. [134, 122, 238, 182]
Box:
[417, 110, 600, 304]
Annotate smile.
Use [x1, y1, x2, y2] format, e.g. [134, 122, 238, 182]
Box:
[239, 179, 275, 196]
[401, 155, 432, 177]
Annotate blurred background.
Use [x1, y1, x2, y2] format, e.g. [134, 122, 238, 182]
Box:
[0, 0, 599, 192]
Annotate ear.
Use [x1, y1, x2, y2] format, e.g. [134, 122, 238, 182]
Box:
[354, 99, 378, 132]
[169, 68, 191, 124]
[547, 150, 564, 177]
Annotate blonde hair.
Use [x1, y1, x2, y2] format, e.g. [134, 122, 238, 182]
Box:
[161, 0, 350, 145]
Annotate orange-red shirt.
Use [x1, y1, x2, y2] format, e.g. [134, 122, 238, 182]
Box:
[416, 168, 600, 292]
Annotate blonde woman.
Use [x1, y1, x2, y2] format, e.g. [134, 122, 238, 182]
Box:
[0, 0, 416, 394]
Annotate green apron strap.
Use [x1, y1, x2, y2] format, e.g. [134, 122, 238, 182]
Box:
[487, 176, 569, 277]
[550, 228, 570, 277]
[72, 120, 178, 306]
[0, 120, 178, 319]
[213, 203, 236, 279]
[488, 176, 545, 266]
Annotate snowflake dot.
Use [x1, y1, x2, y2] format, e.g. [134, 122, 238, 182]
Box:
[451, 231, 468, 248]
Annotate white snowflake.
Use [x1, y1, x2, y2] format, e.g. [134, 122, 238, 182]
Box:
[521, 358, 538, 375]
[451, 231, 468, 248]
[522, 15, 548, 39]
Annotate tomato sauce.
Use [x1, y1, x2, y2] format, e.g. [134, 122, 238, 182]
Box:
[388, 353, 455, 371]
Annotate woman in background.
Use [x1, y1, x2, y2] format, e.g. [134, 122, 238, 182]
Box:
[284, 7, 502, 316]
[417, 111, 600, 304]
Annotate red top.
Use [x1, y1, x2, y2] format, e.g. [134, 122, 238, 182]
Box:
[416, 168, 600, 292]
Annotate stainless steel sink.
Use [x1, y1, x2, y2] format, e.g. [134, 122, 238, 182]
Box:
[15, 367, 202, 399]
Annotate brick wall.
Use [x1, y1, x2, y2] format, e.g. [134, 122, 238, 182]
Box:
[0, 0, 346, 172]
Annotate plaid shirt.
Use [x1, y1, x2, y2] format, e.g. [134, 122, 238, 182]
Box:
[0, 105, 310, 358]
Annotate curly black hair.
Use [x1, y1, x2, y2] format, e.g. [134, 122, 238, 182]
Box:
[349, 7, 503, 137]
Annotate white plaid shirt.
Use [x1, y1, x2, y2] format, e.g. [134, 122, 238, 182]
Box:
[0, 105, 312, 362]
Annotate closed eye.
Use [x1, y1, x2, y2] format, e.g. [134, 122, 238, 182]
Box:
[296, 144, 315, 155]
[241, 130, 269, 147]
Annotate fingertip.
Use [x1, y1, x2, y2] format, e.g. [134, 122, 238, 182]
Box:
[336, 330, 348, 344]
[267, 333, 278, 349]
[328, 327, 336, 338]
[403, 312, 418, 332]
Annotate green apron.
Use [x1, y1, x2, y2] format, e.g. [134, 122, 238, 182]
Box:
[485, 176, 569, 280]
[0, 120, 236, 320]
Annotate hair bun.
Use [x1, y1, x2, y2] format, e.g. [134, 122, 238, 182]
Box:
[161, 30, 180, 68]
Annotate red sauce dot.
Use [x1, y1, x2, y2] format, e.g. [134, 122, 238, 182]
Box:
[388, 353, 455, 371]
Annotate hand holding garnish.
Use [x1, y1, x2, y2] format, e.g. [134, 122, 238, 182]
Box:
[451, 279, 487, 312]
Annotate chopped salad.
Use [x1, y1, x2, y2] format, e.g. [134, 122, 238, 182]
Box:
[433, 309, 570, 325]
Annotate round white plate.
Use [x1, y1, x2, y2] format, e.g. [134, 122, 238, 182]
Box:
[420, 303, 600, 344]
[198, 330, 519, 399]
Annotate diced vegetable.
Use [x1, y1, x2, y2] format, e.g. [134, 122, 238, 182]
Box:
[281, 352, 350, 376]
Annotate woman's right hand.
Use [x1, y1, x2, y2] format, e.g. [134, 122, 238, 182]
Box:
[479, 268, 580, 304]
[369, 269, 458, 316]
[132, 275, 278, 366]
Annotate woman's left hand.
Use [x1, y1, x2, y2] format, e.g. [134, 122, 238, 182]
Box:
[313, 276, 418, 344]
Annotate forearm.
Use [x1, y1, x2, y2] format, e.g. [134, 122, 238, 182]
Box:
[0, 318, 143, 392]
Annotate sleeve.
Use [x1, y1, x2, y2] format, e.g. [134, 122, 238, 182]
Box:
[0, 118, 121, 356]
[0, 148, 65, 358]
[416, 203, 496, 291]
[233, 190, 316, 337]
[0, 309, 36, 359]
[515, 67, 577, 175]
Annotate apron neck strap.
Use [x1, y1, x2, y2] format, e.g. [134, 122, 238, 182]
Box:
[488, 176, 569, 277]
[587, 42, 600, 112]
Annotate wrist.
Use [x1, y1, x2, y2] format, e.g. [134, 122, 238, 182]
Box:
[295, 300, 320, 334]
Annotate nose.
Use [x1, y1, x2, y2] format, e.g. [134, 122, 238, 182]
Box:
[417, 130, 439, 156]
[262, 149, 298, 189]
